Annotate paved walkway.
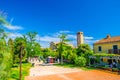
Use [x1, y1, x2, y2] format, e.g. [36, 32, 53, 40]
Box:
[25, 65, 120, 80]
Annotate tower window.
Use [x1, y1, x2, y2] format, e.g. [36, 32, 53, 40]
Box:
[98, 46, 102, 51]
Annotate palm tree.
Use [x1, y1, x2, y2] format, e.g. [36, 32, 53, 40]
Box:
[14, 37, 27, 80]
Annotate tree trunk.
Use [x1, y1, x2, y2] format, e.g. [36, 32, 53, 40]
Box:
[20, 46, 22, 80]
[61, 55, 63, 64]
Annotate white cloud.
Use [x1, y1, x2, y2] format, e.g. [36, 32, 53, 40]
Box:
[40, 41, 50, 48]
[67, 34, 76, 39]
[37, 35, 59, 42]
[84, 37, 94, 40]
[85, 39, 98, 44]
[8, 32, 22, 39]
[59, 30, 71, 33]
[4, 24, 23, 30]
[67, 34, 94, 40]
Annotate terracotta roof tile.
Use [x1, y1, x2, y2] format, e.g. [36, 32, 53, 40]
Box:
[94, 36, 120, 44]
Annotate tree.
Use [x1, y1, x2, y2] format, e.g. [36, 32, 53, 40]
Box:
[0, 11, 12, 80]
[76, 44, 93, 65]
[13, 37, 27, 80]
[77, 44, 91, 55]
[26, 32, 37, 44]
[0, 28, 8, 39]
[0, 11, 8, 39]
[0, 38, 12, 80]
[42, 48, 51, 59]
[26, 32, 38, 57]
[67, 49, 77, 64]
[57, 33, 70, 64]
[30, 42, 41, 57]
[8, 38, 14, 64]
[75, 56, 86, 67]
[14, 37, 27, 63]
[0, 11, 7, 25]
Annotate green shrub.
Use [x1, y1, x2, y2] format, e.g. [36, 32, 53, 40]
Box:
[10, 63, 31, 80]
[75, 56, 86, 67]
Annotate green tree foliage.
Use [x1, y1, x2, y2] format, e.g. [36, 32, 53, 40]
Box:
[30, 42, 41, 57]
[26, 32, 37, 43]
[0, 39, 12, 80]
[0, 12, 12, 80]
[67, 49, 77, 64]
[76, 44, 92, 56]
[0, 11, 7, 25]
[42, 48, 54, 59]
[0, 12, 8, 39]
[75, 56, 86, 67]
[0, 28, 8, 39]
[14, 37, 27, 63]
[57, 33, 70, 64]
[76, 44, 93, 65]
[8, 38, 14, 64]
[26, 32, 38, 57]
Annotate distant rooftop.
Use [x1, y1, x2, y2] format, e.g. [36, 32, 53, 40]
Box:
[50, 42, 74, 47]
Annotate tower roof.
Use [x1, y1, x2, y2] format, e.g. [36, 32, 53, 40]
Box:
[77, 32, 83, 34]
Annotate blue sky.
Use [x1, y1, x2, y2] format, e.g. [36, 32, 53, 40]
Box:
[0, 0, 120, 48]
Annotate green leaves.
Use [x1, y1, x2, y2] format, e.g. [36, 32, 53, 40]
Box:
[76, 44, 93, 65]
[75, 56, 86, 67]
[0, 16, 8, 25]
[26, 32, 38, 43]
[14, 37, 27, 63]
[0, 13, 12, 79]
[0, 11, 9, 27]
[26, 32, 41, 57]
[93, 53, 120, 57]
[76, 44, 93, 56]
[0, 40, 12, 80]
[57, 33, 72, 64]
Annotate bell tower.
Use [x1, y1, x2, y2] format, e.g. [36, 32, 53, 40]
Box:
[77, 32, 84, 47]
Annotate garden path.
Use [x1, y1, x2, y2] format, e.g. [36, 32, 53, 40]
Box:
[25, 65, 120, 80]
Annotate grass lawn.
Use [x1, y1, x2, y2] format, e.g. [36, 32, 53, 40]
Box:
[54, 63, 97, 71]
[9, 62, 31, 80]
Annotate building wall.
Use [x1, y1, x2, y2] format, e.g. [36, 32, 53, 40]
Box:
[94, 42, 120, 53]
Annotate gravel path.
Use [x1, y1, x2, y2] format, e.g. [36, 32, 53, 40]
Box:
[25, 65, 120, 80]
[29, 65, 82, 76]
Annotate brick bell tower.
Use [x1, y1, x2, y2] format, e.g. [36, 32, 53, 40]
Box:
[77, 32, 84, 47]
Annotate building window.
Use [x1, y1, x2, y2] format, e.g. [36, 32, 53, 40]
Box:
[98, 46, 102, 51]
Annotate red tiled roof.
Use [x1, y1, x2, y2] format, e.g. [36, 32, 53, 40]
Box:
[94, 36, 120, 44]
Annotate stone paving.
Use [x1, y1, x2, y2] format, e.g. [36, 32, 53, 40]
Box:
[25, 65, 120, 80]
